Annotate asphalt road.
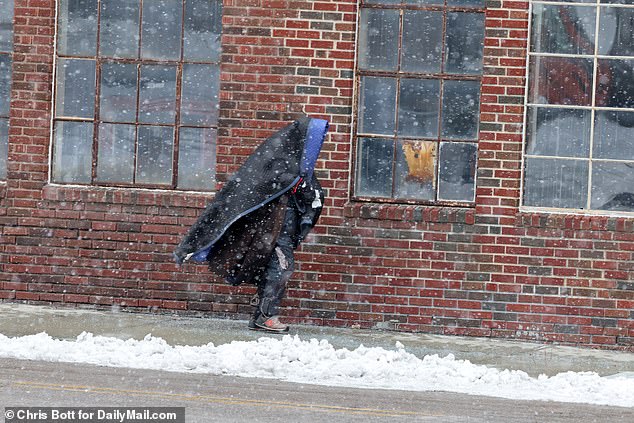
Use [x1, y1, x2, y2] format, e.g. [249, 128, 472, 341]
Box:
[0, 358, 632, 423]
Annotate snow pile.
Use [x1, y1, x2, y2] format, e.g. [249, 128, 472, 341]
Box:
[1, 332, 633, 407]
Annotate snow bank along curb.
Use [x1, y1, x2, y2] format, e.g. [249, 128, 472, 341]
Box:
[1, 332, 633, 408]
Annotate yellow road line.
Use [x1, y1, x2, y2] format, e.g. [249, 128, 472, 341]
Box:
[15, 381, 441, 418]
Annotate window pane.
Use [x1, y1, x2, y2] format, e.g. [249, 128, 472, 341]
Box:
[178, 127, 216, 190]
[592, 161, 634, 211]
[358, 9, 399, 71]
[403, 0, 443, 4]
[438, 142, 477, 202]
[55, 58, 96, 118]
[184, 0, 222, 61]
[96, 123, 135, 183]
[596, 59, 634, 109]
[99, 0, 140, 58]
[395, 140, 435, 200]
[181, 64, 220, 126]
[441, 80, 480, 140]
[523, 158, 588, 209]
[356, 138, 393, 198]
[0, 54, 10, 116]
[0, 117, 7, 179]
[599, 6, 634, 56]
[445, 12, 485, 75]
[525, 107, 591, 158]
[528, 56, 593, 106]
[447, 0, 484, 5]
[52, 121, 93, 183]
[531, 5, 596, 55]
[141, 0, 182, 60]
[594, 110, 634, 160]
[57, 0, 98, 56]
[358, 76, 396, 135]
[100, 62, 138, 123]
[139, 65, 177, 124]
[0, 0, 13, 52]
[401, 11, 442, 73]
[137, 125, 173, 185]
[398, 78, 440, 138]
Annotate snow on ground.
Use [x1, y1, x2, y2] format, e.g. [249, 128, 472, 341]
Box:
[1, 331, 633, 407]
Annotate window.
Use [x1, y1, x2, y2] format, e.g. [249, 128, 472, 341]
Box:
[525, 1, 634, 212]
[354, 0, 484, 204]
[0, 0, 13, 180]
[53, 0, 222, 190]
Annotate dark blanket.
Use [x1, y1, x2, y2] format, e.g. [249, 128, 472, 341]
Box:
[174, 116, 328, 284]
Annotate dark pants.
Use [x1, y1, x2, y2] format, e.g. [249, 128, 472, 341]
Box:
[256, 207, 297, 317]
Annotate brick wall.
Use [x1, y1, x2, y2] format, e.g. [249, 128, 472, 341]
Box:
[1, 0, 633, 350]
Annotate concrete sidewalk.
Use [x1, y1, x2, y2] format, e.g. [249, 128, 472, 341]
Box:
[0, 303, 632, 377]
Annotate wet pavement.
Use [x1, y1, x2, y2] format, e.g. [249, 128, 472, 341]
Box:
[0, 303, 633, 378]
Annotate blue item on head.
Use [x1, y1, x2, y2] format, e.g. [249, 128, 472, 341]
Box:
[300, 118, 329, 179]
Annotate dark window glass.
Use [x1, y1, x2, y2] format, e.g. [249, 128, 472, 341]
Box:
[136, 125, 174, 185]
[178, 127, 217, 190]
[141, 0, 183, 60]
[52, 121, 94, 183]
[531, 4, 596, 55]
[437, 142, 477, 202]
[55, 59, 96, 118]
[441, 80, 480, 140]
[447, 0, 484, 6]
[595, 59, 634, 109]
[591, 161, 634, 211]
[96, 123, 135, 183]
[99, 0, 140, 58]
[184, 0, 222, 61]
[181, 64, 220, 126]
[0, 54, 10, 116]
[0, 0, 12, 181]
[139, 65, 177, 125]
[356, 138, 394, 198]
[593, 111, 634, 160]
[0, 0, 13, 52]
[528, 56, 593, 107]
[0, 118, 7, 179]
[358, 76, 397, 135]
[523, 158, 588, 209]
[445, 12, 485, 74]
[58, 0, 98, 56]
[398, 78, 440, 138]
[100, 63, 138, 123]
[525, 107, 591, 158]
[358, 9, 399, 71]
[401, 11, 442, 73]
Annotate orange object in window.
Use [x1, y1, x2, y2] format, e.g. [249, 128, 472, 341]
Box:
[402, 141, 436, 187]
